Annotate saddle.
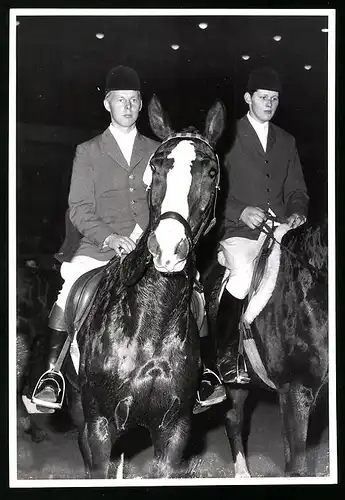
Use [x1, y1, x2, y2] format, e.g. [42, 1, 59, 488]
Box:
[64, 265, 107, 338]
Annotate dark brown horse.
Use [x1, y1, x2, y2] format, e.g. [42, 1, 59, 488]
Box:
[65, 95, 226, 478]
[202, 218, 328, 477]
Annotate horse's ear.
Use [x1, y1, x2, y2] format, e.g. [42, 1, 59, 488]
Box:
[203, 100, 226, 146]
[148, 94, 174, 140]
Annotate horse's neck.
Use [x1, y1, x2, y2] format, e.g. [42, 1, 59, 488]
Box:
[144, 266, 192, 305]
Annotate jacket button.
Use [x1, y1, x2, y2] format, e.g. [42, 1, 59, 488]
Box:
[265, 160, 268, 164]
[266, 173, 270, 178]
[266, 188, 270, 193]
[129, 187, 134, 192]
[129, 174, 134, 179]
[131, 200, 135, 204]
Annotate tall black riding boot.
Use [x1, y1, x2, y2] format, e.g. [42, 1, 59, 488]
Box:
[217, 291, 250, 384]
[31, 303, 68, 410]
[193, 329, 227, 414]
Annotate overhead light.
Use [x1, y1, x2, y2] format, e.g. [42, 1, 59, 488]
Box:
[304, 65, 312, 70]
[273, 35, 282, 42]
[198, 22, 208, 30]
[171, 44, 180, 50]
[241, 54, 250, 61]
[321, 28, 328, 33]
[96, 33, 104, 39]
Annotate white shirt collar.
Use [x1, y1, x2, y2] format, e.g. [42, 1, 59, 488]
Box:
[109, 124, 137, 142]
[247, 112, 269, 132]
[246, 112, 269, 151]
[108, 124, 137, 164]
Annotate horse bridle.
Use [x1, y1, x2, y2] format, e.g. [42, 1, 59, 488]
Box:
[147, 132, 220, 252]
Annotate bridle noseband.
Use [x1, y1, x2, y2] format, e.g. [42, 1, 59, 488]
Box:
[147, 132, 220, 253]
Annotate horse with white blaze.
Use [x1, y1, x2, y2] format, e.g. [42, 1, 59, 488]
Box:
[62, 95, 226, 478]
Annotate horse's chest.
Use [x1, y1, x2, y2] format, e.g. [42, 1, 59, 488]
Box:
[88, 323, 192, 393]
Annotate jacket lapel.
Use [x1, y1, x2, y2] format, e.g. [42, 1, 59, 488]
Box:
[100, 128, 130, 171]
[240, 116, 265, 155]
[266, 123, 276, 153]
[240, 115, 276, 156]
[130, 133, 146, 171]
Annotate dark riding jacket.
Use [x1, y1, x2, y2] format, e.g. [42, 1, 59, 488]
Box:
[221, 115, 309, 241]
[55, 128, 159, 263]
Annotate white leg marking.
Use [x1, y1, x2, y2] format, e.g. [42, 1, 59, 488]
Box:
[234, 450, 251, 478]
[116, 452, 125, 479]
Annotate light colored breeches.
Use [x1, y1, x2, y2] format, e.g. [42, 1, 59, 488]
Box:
[55, 255, 109, 310]
[218, 233, 267, 300]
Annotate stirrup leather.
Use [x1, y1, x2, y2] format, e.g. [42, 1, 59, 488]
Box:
[230, 355, 250, 384]
[236, 355, 250, 383]
[32, 369, 65, 410]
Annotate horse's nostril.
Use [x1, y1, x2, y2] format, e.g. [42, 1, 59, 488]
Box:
[176, 238, 190, 259]
[147, 232, 160, 256]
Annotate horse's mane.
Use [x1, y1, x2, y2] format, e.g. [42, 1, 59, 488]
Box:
[281, 220, 328, 272]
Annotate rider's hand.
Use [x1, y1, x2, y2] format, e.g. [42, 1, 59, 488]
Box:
[239, 206, 266, 230]
[103, 234, 136, 257]
[286, 213, 306, 229]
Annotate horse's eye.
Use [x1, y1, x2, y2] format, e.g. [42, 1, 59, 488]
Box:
[209, 168, 217, 178]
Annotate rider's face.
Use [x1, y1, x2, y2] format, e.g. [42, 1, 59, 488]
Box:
[245, 89, 279, 124]
[104, 90, 142, 131]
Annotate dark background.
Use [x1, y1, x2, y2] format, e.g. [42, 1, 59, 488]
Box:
[15, 14, 330, 259]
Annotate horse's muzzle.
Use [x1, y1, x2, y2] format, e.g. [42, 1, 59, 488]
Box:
[147, 230, 190, 273]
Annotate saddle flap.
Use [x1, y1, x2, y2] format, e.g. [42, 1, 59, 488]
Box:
[64, 266, 106, 335]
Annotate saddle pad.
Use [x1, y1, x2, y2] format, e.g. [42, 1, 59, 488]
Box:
[243, 223, 291, 324]
[219, 234, 267, 300]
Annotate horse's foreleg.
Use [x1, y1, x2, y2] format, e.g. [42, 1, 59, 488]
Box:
[151, 417, 190, 478]
[65, 380, 93, 477]
[224, 387, 251, 478]
[85, 416, 112, 479]
[278, 383, 314, 476]
[79, 424, 92, 478]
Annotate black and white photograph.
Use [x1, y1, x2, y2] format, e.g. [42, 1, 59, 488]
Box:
[9, 8, 336, 486]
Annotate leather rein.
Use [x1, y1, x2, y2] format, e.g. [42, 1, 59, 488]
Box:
[259, 212, 327, 280]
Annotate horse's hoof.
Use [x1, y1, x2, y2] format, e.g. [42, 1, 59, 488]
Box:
[30, 428, 49, 443]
